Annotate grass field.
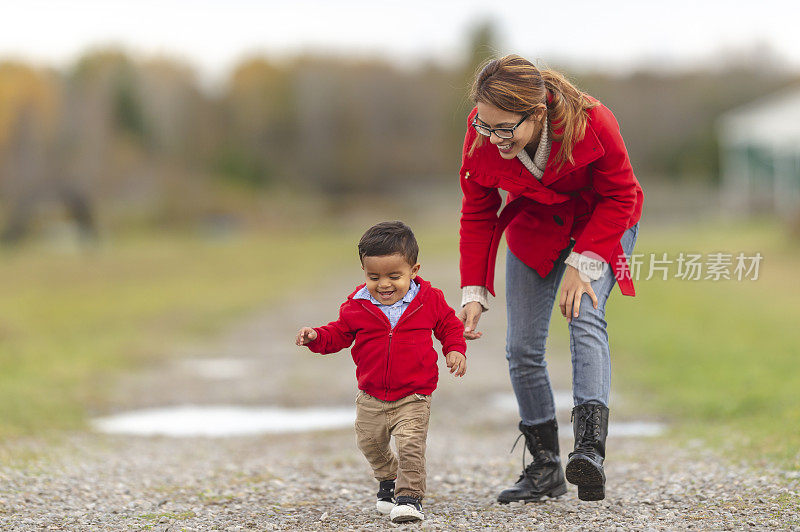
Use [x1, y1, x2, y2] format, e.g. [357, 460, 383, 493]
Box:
[606, 219, 800, 469]
[0, 228, 357, 436]
[1, 216, 798, 471]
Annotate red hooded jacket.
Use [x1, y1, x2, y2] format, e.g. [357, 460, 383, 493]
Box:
[305, 277, 467, 401]
[460, 100, 644, 296]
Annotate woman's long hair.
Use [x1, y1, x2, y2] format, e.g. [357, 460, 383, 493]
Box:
[469, 54, 598, 168]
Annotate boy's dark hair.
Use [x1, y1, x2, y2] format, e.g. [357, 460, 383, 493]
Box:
[358, 221, 419, 265]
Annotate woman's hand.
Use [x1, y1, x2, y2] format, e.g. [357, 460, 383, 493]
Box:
[559, 265, 598, 323]
[457, 301, 484, 340]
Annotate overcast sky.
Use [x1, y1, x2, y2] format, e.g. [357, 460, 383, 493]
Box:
[3, 0, 799, 85]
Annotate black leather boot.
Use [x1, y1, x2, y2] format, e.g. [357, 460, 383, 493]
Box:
[497, 419, 567, 503]
[565, 403, 609, 501]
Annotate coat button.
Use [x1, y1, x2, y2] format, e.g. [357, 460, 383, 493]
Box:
[553, 215, 564, 226]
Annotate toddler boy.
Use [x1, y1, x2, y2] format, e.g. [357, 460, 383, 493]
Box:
[296, 221, 466, 523]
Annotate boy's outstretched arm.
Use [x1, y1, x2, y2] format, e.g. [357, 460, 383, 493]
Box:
[295, 302, 355, 355]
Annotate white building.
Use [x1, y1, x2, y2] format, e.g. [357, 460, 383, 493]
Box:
[718, 87, 800, 219]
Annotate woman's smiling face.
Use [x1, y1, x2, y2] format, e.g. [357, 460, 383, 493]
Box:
[475, 101, 543, 160]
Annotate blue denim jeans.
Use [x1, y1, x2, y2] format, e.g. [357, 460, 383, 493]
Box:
[505, 223, 639, 425]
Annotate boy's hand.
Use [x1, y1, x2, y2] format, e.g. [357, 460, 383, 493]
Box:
[295, 327, 318, 346]
[445, 351, 467, 377]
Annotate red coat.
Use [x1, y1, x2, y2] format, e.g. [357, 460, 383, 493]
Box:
[305, 277, 467, 401]
[459, 100, 644, 296]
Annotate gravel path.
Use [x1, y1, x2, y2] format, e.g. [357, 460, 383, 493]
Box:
[1, 261, 798, 531]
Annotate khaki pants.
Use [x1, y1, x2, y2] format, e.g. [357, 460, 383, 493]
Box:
[354, 391, 431, 500]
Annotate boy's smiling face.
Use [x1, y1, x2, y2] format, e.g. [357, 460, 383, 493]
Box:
[361, 253, 420, 306]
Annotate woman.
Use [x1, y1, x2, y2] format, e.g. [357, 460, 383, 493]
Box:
[457, 55, 643, 503]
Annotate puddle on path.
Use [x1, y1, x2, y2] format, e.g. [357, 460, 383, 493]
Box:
[92, 405, 355, 437]
[93, 393, 666, 438]
[490, 392, 666, 437]
[179, 358, 252, 380]
[491, 391, 574, 413]
[608, 422, 667, 437]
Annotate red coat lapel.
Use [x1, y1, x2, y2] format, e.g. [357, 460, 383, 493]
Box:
[540, 123, 604, 186]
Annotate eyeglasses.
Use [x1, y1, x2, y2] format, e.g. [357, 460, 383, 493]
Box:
[472, 114, 529, 140]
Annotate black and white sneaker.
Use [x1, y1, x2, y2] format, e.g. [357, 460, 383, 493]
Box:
[376, 479, 395, 515]
[390, 496, 424, 523]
